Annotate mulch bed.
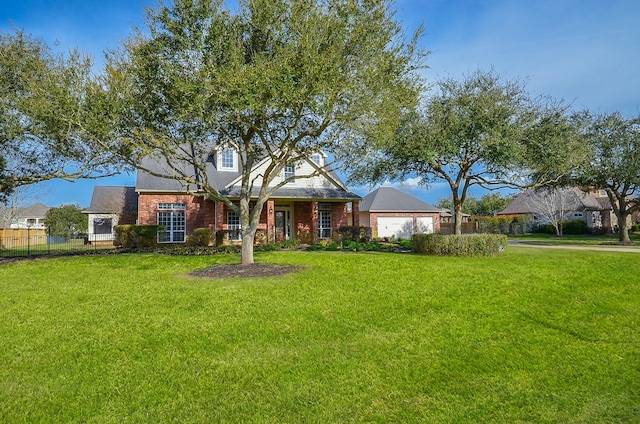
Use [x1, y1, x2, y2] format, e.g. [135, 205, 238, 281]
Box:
[189, 263, 305, 279]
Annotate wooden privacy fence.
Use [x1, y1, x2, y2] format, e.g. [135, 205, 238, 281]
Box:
[439, 222, 478, 234]
[0, 228, 48, 249]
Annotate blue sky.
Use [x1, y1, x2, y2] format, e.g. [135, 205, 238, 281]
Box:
[2, 0, 639, 207]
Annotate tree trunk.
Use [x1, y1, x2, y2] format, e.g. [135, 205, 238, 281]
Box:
[618, 211, 631, 243]
[454, 203, 463, 235]
[240, 229, 256, 265]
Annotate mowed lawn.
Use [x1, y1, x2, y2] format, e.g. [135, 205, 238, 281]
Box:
[1, 248, 638, 423]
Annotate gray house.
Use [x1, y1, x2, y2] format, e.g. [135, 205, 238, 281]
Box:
[497, 187, 617, 233]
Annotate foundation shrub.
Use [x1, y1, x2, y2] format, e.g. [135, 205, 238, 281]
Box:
[115, 225, 161, 248]
[186, 228, 213, 246]
[338, 226, 372, 242]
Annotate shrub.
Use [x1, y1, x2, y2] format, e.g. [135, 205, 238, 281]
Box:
[631, 224, 640, 233]
[337, 226, 372, 242]
[280, 238, 300, 249]
[563, 219, 589, 235]
[398, 239, 412, 250]
[115, 225, 162, 248]
[412, 233, 507, 257]
[186, 228, 213, 247]
[475, 215, 531, 235]
[534, 224, 556, 234]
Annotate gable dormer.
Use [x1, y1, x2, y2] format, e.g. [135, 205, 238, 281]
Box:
[215, 148, 239, 172]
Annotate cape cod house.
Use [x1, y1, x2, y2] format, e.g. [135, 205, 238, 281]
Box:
[135, 150, 361, 245]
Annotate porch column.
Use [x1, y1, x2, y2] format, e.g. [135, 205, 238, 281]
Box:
[266, 200, 275, 243]
[311, 201, 319, 244]
[351, 201, 360, 227]
[215, 201, 225, 246]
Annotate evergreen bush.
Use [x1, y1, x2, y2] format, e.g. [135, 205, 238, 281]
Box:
[186, 228, 213, 246]
[412, 233, 507, 256]
[115, 225, 162, 248]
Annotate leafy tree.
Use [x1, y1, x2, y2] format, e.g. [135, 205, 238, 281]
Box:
[96, 0, 425, 264]
[44, 204, 87, 238]
[0, 30, 125, 201]
[577, 112, 640, 242]
[341, 69, 582, 234]
[437, 192, 513, 216]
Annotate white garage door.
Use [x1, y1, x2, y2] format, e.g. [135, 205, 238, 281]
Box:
[378, 217, 413, 238]
[417, 217, 434, 234]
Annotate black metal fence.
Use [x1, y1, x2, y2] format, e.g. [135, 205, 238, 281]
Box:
[0, 228, 116, 258]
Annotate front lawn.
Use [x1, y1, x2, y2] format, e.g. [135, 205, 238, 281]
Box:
[1, 249, 639, 422]
[510, 232, 640, 246]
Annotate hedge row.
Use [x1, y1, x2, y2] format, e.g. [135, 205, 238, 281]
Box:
[473, 215, 531, 235]
[411, 233, 507, 257]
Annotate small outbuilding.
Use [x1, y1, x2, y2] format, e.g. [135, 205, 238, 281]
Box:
[359, 187, 441, 239]
[83, 186, 138, 244]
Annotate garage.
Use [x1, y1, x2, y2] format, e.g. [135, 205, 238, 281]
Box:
[377, 217, 413, 238]
[417, 217, 434, 234]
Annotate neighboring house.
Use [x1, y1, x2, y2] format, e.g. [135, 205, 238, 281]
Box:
[438, 209, 471, 223]
[83, 186, 138, 243]
[135, 151, 361, 245]
[4, 203, 50, 229]
[358, 187, 441, 239]
[497, 187, 618, 232]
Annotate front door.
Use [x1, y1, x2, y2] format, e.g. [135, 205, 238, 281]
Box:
[275, 209, 291, 242]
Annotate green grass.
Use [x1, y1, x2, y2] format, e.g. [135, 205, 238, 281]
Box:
[1, 249, 639, 422]
[510, 232, 640, 246]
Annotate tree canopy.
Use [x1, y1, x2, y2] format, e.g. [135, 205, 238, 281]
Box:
[340, 69, 583, 234]
[437, 192, 514, 216]
[0, 30, 126, 202]
[96, 0, 425, 263]
[576, 111, 640, 242]
[44, 204, 87, 238]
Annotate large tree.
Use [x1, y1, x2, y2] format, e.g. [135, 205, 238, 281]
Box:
[341, 69, 584, 234]
[44, 204, 87, 238]
[577, 112, 640, 242]
[96, 0, 425, 264]
[0, 30, 124, 202]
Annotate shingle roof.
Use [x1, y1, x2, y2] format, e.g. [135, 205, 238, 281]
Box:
[135, 154, 360, 201]
[360, 187, 441, 212]
[16, 202, 50, 218]
[85, 186, 138, 214]
[498, 187, 612, 215]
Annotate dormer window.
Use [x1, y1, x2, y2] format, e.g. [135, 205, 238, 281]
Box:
[311, 153, 323, 166]
[284, 164, 295, 182]
[218, 148, 238, 171]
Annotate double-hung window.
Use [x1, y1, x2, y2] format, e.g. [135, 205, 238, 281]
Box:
[220, 149, 236, 171]
[157, 203, 186, 243]
[284, 164, 295, 182]
[227, 209, 242, 241]
[318, 203, 332, 239]
[311, 153, 322, 166]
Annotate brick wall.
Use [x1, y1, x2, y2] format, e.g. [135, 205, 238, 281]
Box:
[138, 193, 215, 233]
[294, 202, 313, 243]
